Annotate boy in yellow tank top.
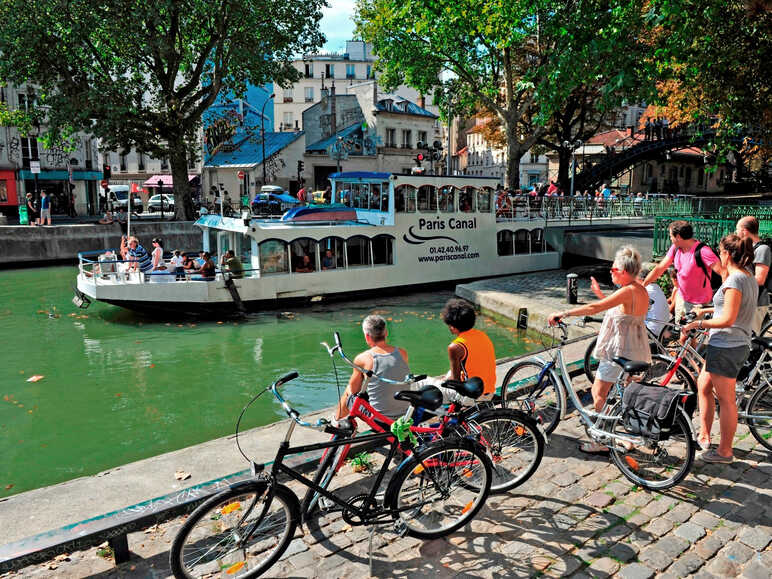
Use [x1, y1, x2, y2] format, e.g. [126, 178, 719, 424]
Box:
[440, 298, 497, 403]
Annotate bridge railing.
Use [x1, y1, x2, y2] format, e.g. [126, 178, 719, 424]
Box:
[496, 196, 694, 225]
[653, 213, 772, 257]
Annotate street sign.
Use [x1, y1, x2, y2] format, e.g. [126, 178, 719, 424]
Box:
[101, 180, 109, 188]
[30, 161, 40, 174]
[237, 171, 245, 179]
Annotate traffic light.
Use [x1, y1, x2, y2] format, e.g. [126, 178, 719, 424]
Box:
[297, 160, 304, 173]
[415, 153, 424, 166]
[102, 164, 111, 179]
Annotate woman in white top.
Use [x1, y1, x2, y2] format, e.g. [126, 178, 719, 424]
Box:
[549, 246, 651, 454]
[150, 237, 166, 280]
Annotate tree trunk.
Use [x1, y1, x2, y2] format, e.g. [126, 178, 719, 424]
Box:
[557, 148, 572, 193]
[505, 123, 522, 190]
[168, 134, 195, 220]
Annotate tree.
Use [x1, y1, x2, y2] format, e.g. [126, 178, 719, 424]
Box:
[0, 0, 325, 219]
[356, 0, 649, 190]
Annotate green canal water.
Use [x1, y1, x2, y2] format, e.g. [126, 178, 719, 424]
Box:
[0, 266, 540, 497]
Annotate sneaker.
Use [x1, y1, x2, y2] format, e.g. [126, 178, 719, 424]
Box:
[697, 436, 711, 452]
[699, 449, 733, 464]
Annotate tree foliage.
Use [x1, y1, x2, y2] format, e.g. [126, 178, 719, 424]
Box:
[0, 0, 325, 219]
[356, 0, 649, 189]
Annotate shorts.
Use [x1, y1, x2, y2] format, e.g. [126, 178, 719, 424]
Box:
[40, 208, 51, 219]
[674, 299, 710, 325]
[705, 344, 750, 379]
[596, 358, 623, 383]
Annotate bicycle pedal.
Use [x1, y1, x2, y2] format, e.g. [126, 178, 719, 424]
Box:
[393, 520, 408, 537]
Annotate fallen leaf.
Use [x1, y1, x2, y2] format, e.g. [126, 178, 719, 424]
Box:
[149, 364, 155, 368]
[26, 375, 45, 383]
[174, 470, 191, 481]
[115, 393, 122, 397]
[47, 564, 57, 570]
[54, 554, 70, 562]
[4, 484, 13, 490]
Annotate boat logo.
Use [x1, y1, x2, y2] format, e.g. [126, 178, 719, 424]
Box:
[403, 226, 460, 246]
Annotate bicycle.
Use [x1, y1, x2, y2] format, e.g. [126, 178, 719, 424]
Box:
[649, 322, 772, 452]
[301, 333, 545, 517]
[169, 371, 493, 578]
[500, 321, 696, 490]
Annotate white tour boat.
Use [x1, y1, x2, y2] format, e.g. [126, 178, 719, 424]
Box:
[75, 172, 560, 315]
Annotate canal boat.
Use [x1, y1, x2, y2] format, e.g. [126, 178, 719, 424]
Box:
[75, 172, 560, 315]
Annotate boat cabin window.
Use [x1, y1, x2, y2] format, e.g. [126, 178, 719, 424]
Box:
[351, 183, 369, 209]
[515, 229, 530, 254]
[477, 189, 492, 212]
[459, 187, 476, 212]
[395, 185, 416, 212]
[346, 235, 371, 267]
[438, 186, 455, 213]
[291, 238, 317, 273]
[417, 185, 437, 212]
[372, 235, 395, 265]
[497, 230, 514, 256]
[531, 228, 546, 252]
[320, 236, 345, 270]
[259, 239, 289, 274]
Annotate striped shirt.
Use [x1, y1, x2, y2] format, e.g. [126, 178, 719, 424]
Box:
[129, 244, 153, 272]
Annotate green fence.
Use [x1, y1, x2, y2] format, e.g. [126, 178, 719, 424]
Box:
[654, 212, 772, 257]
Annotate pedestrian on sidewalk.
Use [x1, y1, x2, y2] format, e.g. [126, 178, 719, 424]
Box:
[548, 246, 651, 454]
[39, 191, 52, 226]
[680, 234, 757, 462]
[643, 220, 722, 322]
[25, 193, 38, 226]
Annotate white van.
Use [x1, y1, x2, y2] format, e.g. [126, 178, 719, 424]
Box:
[108, 185, 142, 212]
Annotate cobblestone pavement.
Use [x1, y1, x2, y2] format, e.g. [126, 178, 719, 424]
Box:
[8, 390, 772, 579]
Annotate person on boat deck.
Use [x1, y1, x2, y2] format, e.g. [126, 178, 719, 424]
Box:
[127, 236, 153, 274]
[548, 245, 651, 455]
[333, 314, 410, 424]
[323, 185, 332, 204]
[438, 298, 497, 405]
[170, 250, 185, 280]
[222, 249, 244, 279]
[98, 210, 114, 224]
[192, 251, 216, 280]
[294, 254, 314, 273]
[322, 249, 336, 270]
[181, 252, 197, 273]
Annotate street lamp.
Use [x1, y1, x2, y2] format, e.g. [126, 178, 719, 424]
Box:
[158, 178, 164, 220]
[261, 93, 275, 186]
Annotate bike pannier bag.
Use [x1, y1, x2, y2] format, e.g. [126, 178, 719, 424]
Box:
[621, 383, 687, 441]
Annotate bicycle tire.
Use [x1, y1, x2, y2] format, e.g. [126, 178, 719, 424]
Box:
[300, 440, 350, 519]
[501, 360, 564, 435]
[759, 316, 772, 340]
[609, 405, 695, 490]
[746, 381, 772, 452]
[385, 438, 492, 539]
[583, 336, 599, 384]
[463, 408, 545, 493]
[170, 481, 299, 579]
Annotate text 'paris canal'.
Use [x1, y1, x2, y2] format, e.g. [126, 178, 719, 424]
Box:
[1, 266, 541, 497]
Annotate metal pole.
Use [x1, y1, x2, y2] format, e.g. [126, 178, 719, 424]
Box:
[261, 93, 275, 186]
[158, 179, 164, 221]
[446, 101, 452, 176]
[570, 153, 575, 197]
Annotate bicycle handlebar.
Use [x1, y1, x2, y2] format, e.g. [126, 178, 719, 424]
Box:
[268, 371, 330, 432]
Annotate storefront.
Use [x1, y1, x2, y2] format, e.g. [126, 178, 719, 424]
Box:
[19, 169, 102, 216]
[0, 169, 19, 217]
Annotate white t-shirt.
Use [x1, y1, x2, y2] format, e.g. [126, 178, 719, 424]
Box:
[645, 283, 670, 338]
[170, 255, 184, 269]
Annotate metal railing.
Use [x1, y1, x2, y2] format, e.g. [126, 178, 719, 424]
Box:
[653, 214, 772, 257]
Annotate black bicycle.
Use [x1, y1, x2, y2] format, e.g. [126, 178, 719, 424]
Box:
[169, 371, 493, 578]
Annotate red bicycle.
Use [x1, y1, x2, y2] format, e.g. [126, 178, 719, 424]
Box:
[300, 332, 545, 518]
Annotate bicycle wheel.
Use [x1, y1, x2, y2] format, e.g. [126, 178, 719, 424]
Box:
[170, 482, 299, 578]
[609, 405, 695, 490]
[645, 354, 697, 392]
[501, 360, 564, 434]
[385, 438, 492, 539]
[583, 336, 599, 383]
[746, 381, 772, 451]
[300, 440, 350, 519]
[464, 408, 544, 493]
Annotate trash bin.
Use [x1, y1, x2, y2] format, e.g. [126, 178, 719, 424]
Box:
[18, 204, 29, 225]
[566, 273, 578, 304]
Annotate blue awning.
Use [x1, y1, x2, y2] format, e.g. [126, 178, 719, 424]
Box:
[18, 170, 103, 180]
[330, 171, 391, 180]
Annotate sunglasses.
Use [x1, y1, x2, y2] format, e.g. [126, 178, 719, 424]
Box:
[610, 267, 622, 274]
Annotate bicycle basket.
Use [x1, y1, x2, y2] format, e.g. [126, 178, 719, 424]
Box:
[621, 383, 690, 441]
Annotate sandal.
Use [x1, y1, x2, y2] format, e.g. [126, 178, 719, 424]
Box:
[697, 435, 711, 451]
[579, 441, 610, 455]
[699, 448, 733, 464]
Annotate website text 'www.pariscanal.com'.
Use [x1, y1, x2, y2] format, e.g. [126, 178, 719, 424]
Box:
[418, 252, 480, 263]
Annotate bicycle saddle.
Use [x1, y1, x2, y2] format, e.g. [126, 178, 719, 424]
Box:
[612, 357, 650, 374]
[441, 377, 484, 400]
[752, 336, 772, 351]
[394, 385, 444, 411]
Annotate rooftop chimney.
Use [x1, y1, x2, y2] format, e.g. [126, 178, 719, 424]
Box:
[419, 94, 425, 109]
[330, 81, 337, 137]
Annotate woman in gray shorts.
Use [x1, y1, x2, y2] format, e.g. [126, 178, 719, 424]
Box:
[681, 234, 758, 463]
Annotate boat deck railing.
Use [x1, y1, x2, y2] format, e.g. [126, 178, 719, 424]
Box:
[77, 250, 258, 285]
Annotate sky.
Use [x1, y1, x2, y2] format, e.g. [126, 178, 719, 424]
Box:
[320, 0, 357, 52]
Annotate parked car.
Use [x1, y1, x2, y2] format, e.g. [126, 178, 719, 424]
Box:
[147, 194, 175, 212]
[108, 186, 143, 213]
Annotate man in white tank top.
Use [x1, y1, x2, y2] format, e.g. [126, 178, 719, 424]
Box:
[334, 315, 411, 422]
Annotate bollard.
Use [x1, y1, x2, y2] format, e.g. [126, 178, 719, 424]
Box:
[566, 273, 578, 304]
